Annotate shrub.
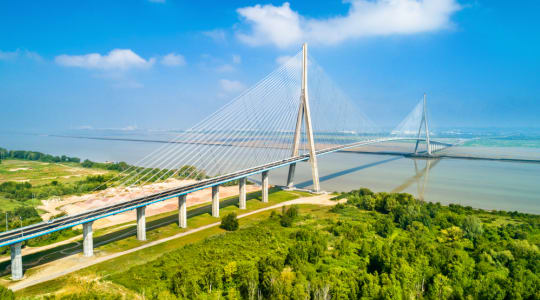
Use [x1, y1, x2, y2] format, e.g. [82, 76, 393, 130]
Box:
[280, 206, 299, 227]
[220, 212, 239, 231]
[0, 285, 14, 300]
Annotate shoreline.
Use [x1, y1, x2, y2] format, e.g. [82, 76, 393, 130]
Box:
[339, 149, 540, 164]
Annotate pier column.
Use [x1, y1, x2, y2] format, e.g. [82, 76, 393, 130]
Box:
[239, 177, 246, 209]
[262, 171, 269, 203]
[286, 163, 296, 188]
[136, 206, 146, 241]
[178, 195, 187, 228]
[10, 242, 23, 280]
[212, 185, 220, 218]
[83, 221, 94, 257]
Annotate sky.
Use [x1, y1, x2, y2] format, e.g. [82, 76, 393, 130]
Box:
[1, 0, 539, 133]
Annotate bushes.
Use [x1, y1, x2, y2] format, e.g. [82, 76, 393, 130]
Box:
[107, 187, 540, 300]
[280, 205, 299, 227]
[0, 285, 14, 300]
[220, 212, 239, 231]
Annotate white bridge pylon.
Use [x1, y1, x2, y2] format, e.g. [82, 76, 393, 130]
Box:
[287, 43, 320, 192]
[391, 93, 449, 156]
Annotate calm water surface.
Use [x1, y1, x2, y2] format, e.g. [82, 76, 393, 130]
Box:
[1, 133, 539, 214]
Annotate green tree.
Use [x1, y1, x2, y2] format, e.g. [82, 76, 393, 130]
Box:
[221, 212, 239, 231]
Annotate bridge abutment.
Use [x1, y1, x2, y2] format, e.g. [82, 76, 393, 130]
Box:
[212, 185, 220, 217]
[10, 242, 23, 280]
[136, 206, 146, 241]
[178, 195, 187, 228]
[262, 171, 269, 203]
[83, 221, 93, 257]
[239, 178, 246, 209]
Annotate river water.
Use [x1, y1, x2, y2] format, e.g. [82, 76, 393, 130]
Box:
[1, 132, 539, 214]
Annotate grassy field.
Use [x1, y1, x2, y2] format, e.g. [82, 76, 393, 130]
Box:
[0, 159, 109, 185]
[1, 188, 311, 290]
[0, 159, 113, 212]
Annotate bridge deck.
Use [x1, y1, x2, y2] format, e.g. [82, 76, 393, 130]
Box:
[0, 137, 448, 247]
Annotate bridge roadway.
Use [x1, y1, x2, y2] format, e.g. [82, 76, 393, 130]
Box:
[0, 137, 449, 248]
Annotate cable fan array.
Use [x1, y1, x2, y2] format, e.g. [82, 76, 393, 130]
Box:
[91, 46, 415, 206]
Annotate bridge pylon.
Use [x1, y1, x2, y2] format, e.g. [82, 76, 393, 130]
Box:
[414, 93, 432, 155]
[286, 43, 321, 192]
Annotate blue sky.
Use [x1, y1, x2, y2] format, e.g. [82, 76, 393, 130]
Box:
[1, 0, 539, 132]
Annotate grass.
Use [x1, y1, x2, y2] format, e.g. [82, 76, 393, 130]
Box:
[0, 188, 311, 286]
[0, 159, 115, 213]
[15, 202, 328, 299]
[0, 159, 111, 186]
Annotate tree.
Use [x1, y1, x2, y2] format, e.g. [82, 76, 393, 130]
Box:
[462, 216, 483, 240]
[280, 206, 299, 227]
[221, 212, 239, 231]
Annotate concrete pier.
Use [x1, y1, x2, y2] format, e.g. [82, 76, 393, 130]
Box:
[262, 171, 269, 203]
[239, 177, 246, 209]
[136, 206, 146, 241]
[212, 185, 220, 217]
[286, 163, 296, 188]
[178, 195, 187, 228]
[10, 242, 23, 280]
[83, 221, 93, 257]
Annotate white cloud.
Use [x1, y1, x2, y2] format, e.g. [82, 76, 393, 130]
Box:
[275, 55, 293, 65]
[0, 49, 42, 61]
[161, 53, 186, 66]
[232, 54, 242, 64]
[237, 3, 302, 48]
[203, 29, 227, 42]
[55, 49, 155, 70]
[148, 0, 165, 3]
[220, 79, 246, 93]
[236, 0, 461, 48]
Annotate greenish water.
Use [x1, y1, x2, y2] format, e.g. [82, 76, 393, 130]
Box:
[1, 132, 539, 214]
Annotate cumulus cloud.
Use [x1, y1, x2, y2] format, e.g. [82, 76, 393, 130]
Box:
[236, 0, 461, 48]
[55, 49, 155, 70]
[161, 53, 186, 66]
[220, 79, 246, 93]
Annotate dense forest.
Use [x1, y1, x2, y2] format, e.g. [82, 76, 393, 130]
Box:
[104, 188, 539, 300]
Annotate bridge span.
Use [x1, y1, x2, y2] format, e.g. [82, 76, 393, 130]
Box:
[1, 43, 453, 280]
[0, 136, 450, 279]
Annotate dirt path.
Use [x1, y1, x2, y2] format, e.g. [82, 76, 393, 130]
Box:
[8, 194, 339, 291]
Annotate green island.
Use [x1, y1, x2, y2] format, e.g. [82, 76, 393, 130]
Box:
[2, 186, 537, 300]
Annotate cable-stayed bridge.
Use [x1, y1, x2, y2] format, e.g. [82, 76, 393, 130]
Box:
[0, 44, 455, 280]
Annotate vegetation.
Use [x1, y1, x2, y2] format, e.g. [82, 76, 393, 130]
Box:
[105, 188, 539, 300]
[0, 147, 208, 220]
[220, 212, 239, 231]
[0, 148, 79, 164]
[0, 285, 14, 300]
